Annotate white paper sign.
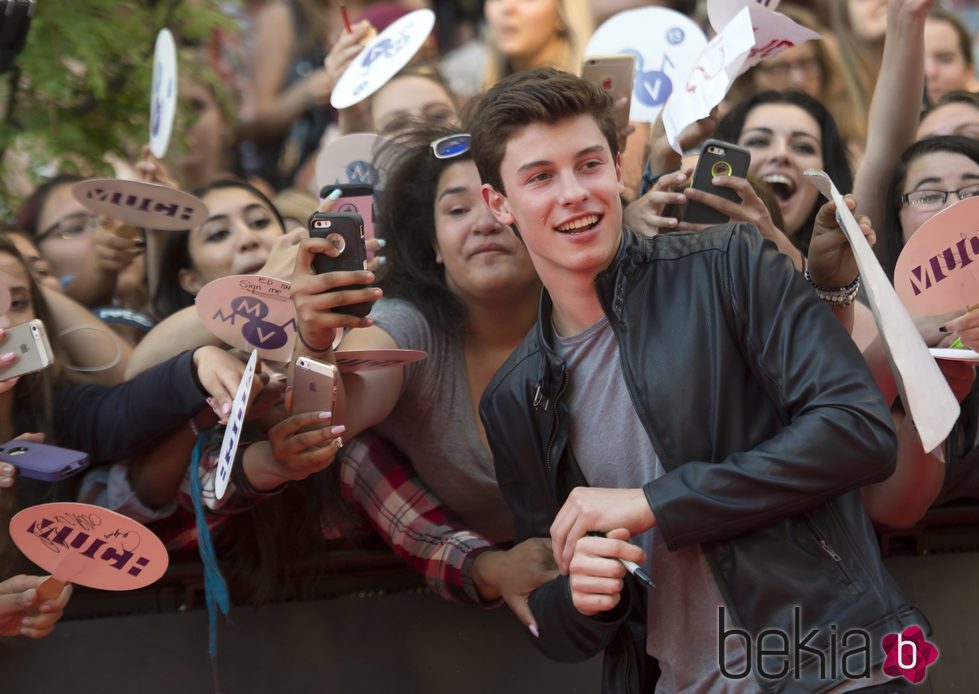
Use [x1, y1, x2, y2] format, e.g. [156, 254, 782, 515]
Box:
[215, 349, 259, 499]
[805, 169, 959, 453]
[662, 5, 820, 152]
[331, 9, 436, 109]
[586, 8, 707, 123]
[149, 29, 178, 159]
[72, 178, 209, 231]
[663, 7, 755, 153]
[708, 0, 782, 34]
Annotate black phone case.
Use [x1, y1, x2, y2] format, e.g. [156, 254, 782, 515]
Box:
[309, 211, 373, 317]
[0, 440, 90, 482]
[683, 140, 751, 226]
[319, 183, 374, 198]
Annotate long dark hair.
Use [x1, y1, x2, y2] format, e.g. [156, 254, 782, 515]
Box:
[0, 234, 69, 576]
[151, 179, 286, 319]
[882, 136, 979, 280]
[374, 123, 476, 339]
[716, 89, 853, 253]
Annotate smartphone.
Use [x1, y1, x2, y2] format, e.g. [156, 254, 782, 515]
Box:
[683, 139, 751, 226]
[582, 55, 635, 133]
[291, 356, 338, 419]
[308, 211, 374, 317]
[0, 440, 90, 482]
[1, 319, 54, 381]
[320, 184, 375, 256]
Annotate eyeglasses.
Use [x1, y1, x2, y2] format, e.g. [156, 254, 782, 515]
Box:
[901, 184, 979, 211]
[431, 133, 471, 160]
[36, 213, 97, 243]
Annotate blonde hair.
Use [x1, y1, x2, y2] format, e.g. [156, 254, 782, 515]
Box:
[483, 0, 594, 89]
[828, 0, 882, 132]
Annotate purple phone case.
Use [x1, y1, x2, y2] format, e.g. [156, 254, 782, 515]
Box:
[0, 440, 90, 482]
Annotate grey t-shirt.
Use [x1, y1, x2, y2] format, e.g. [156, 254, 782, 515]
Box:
[554, 315, 755, 694]
[369, 298, 514, 543]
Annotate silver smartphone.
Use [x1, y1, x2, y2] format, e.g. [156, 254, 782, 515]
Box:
[582, 54, 636, 133]
[1, 319, 54, 380]
[291, 356, 338, 420]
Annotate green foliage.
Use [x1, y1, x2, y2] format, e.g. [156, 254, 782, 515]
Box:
[0, 0, 232, 213]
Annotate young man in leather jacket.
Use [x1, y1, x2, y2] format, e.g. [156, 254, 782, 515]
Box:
[471, 67, 926, 693]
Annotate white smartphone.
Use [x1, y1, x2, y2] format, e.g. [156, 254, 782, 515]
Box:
[582, 54, 636, 133]
[1, 319, 54, 381]
[291, 356, 338, 420]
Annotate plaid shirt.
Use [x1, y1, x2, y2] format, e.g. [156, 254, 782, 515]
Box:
[339, 431, 501, 606]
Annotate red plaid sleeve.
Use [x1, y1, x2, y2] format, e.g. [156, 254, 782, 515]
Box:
[339, 431, 502, 606]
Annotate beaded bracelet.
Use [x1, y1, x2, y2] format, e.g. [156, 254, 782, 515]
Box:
[804, 268, 860, 307]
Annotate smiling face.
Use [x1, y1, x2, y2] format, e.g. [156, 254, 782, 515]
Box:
[482, 114, 624, 289]
[738, 103, 824, 236]
[898, 150, 979, 243]
[484, 0, 564, 68]
[924, 18, 972, 105]
[179, 186, 284, 295]
[433, 161, 538, 303]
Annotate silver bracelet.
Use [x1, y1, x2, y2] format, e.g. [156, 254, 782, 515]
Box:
[804, 268, 860, 307]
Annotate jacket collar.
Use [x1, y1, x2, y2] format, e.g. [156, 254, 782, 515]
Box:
[532, 227, 644, 409]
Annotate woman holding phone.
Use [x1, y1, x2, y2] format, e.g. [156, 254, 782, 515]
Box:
[288, 125, 558, 629]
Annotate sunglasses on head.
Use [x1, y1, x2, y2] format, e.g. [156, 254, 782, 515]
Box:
[430, 133, 471, 160]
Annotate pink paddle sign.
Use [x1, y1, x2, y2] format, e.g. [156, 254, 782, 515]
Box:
[9, 502, 169, 591]
[334, 348, 426, 372]
[894, 197, 979, 315]
[196, 274, 297, 362]
[72, 178, 208, 231]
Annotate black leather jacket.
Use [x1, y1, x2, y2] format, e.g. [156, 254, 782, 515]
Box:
[480, 225, 925, 693]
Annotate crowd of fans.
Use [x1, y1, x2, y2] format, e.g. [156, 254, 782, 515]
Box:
[2, 0, 979, 689]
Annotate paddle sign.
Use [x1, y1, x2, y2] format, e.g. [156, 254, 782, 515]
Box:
[215, 349, 259, 499]
[314, 133, 386, 195]
[331, 9, 436, 109]
[10, 502, 169, 591]
[586, 8, 706, 123]
[149, 28, 178, 159]
[72, 178, 208, 231]
[196, 275, 298, 361]
[893, 197, 979, 316]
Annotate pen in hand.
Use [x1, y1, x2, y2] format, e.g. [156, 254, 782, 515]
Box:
[587, 531, 655, 588]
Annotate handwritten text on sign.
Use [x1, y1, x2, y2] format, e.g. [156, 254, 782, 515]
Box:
[9, 502, 169, 591]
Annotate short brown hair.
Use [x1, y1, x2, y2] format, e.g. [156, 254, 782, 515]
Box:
[470, 67, 619, 193]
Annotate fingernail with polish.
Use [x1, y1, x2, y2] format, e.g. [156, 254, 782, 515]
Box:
[319, 411, 332, 420]
[529, 624, 539, 638]
[0, 352, 15, 363]
[326, 188, 342, 201]
[377, 256, 388, 265]
[1, 464, 14, 474]
[222, 402, 232, 415]
[330, 425, 346, 436]
[376, 238, 387, 248]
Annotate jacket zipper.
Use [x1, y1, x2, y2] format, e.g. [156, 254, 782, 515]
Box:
[542, 370, 569, 472]
[803, 517, 854, 587]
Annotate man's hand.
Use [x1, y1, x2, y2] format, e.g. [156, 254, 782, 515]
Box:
[568, 529, 645, 617]
[0, 575, 73, 638]
[550, 487, 654, 574]
[472, 538, 558, 634]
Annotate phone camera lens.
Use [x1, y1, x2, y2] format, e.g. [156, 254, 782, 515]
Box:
[711, 161, 733, 178]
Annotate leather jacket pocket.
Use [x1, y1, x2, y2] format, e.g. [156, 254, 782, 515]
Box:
[802, 516, 859, 594]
